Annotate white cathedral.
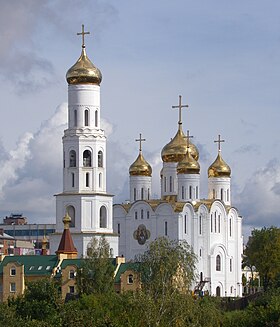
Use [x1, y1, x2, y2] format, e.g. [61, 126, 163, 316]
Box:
[51, 26, 243, 297]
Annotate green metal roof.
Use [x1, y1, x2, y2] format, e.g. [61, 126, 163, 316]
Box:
[0, 255, 58, 276]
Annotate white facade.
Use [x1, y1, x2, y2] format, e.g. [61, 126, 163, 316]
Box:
[50, 46, 118, 257]
[113, 124, 243, 297]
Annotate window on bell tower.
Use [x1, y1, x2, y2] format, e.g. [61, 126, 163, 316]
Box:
[83, 150, 92, 167]
[100, 206, 107, 228]
[98, 151, 103, 167]
[85, 109, 89, 126]
[95, 110, 98, 127]
[69, 150, 76, 167]
[74, 110, 77, 127]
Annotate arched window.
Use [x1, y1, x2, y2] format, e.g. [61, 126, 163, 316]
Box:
[196, 186, 198, 198]
[200, 272, 203, 281]
[229, 218, 232, 237]
[199, 215, 202, 234]
[182, 186, 185, 199]
[99, 206, 107, 228]
[84, 109, 89, 126]
[141, 209, 144, 219]
[230, 258, 232, 272]
[148, 188, 150, 200]
[66, 205, 75, 228]
[218, 215, 221, 233]
[147, 211, 150, 219]
[189, 186, 192, 199]
[127, 274, 134, 284]
[169, 176, 172, 192]
[95, 110, 98, 127]
[227, 189, 229, 202]
[214, 212, 217, 233]
[99, 173, 102, 188]
[74, 110, 77, 127]
[216, 255, 221, 271]
[69, 150, 76, 167]
[135, 211, 138, 219]
[216, 286, 221, 297]
[184, 215, 187, 234]
[63, 151, 65, 168]
[86, 173, 89, 187]
[83, 150, 92, 167]
[133, 188, 136, 201]
[221, 188, 224, 201]
[98, 151, 103, 167]
[211, 214, 213, 232]
[213, 189, 215, 199]
[164, 177, 167, 192]
[141, 188, 144, 200]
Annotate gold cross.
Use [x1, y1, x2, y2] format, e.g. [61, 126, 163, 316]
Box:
[172, 95, 189, 124]
[214, 134, 225, 151]
[77, 24, 90, 48]
[135, 133, 146, 152]
[185, 130, 193, 148]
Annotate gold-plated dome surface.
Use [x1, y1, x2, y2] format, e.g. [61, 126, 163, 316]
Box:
[161, 125, 199, 162]
[129, 152, 152, 177]
[208, 151, 231, 178]
[66, 47, 102, 85]
[177, 148, 200, 174]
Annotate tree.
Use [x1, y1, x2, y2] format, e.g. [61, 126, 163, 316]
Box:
[244, 226, 280, 291]
[76, 236, 115, 295]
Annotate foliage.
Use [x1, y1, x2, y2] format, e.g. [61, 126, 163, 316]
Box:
[76, 236, 115, 295]
[244, 226, 280, 290]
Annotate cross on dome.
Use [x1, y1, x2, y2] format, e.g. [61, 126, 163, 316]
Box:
[135, 133, 146, 152]
[214, 134, 225, 151]
[77, 24, 90, 48]
[172, 95, 189, 124]
[185, 130, 193, 148]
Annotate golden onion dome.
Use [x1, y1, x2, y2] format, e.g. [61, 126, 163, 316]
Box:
[66, 46, 102, 85]
[177, 148, 200, 174]
[161, 125, 199, 162]
[129, 152, 152, 177]
[208, 151, 231, 178]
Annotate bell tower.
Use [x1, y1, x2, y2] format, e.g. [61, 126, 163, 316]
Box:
[50, 25, 118, 257]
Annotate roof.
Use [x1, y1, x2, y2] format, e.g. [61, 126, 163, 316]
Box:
[56, 228, 78, 255]
[0, 255, 58, 276]
[115, 262, 140, 283]
[0, 232, 14, 240]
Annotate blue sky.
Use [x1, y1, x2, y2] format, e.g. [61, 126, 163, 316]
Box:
[0, 0, 280, 238]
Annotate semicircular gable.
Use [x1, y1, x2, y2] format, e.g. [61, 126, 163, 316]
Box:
[155, 203, 174, 215]
[211, 243, 228, 256]
[182, 203, 195, 216]
[130, 201, 153, 212]
[197, 204, 209, 216]
[113, 205, 128, 217]
[210, 200, 227, 216]
[228, 207, 239, 218]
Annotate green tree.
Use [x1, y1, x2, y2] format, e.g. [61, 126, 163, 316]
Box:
[244, 227, 280, 291]
[76, 236, 115, 295]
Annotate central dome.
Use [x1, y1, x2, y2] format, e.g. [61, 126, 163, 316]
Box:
[177, 147, 200, 174]
[161, 125, 199, 162]
[66, 47, 102, 85]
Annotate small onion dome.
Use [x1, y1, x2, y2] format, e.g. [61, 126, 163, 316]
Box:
[129, 152, 152, 177]
[177, 148, 200, 174]
[66, 47, 102, 85]
[161, 125, 199, 162]
[208, 151, 231, 178]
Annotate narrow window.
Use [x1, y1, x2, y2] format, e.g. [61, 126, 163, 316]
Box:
[214, 212, 217, 233]
[10, 282, 16, 293]
[86, 173, 89, 187]
[127, 274, 134, 284]
[147, 211, 150, 219]
[169, 176, 172, 192]
[63, 151, 65, 168]
[69, 150, 76, 167]
[182, 186, 184, 199]
[189, 186, 192, 199]
[184, 215, 187, 234]
[99, 173, 102, 188]
[10, 267, 16, 276]
[230, 258, 232, 272]
[71, 173, 75, 187]
[141, 209, 144, 219]
[74, 109, 77, 127]
[227, 189, 229, 202]
[213, 189, 215, 199]
[117, 223, 120, 234]
[95, 110, 98, 127]
[199, 248, 202, 257]
[85, 109, 89, 126]
[134, 188, 136, 201]
[211, 214, 213, 232]
[218, 215, 221, 233]
[135, 211, 138, 220]
[216, 255, 221, 271]
[165, 221, 168, 236]
[98, 151, 103, 167]
[229, 218, 232, 237]
[100, 206, 107, 228]
[200, 272, 203, 281]
[83, 150, 92, 167]
[141, 188, 144, 200]
[69, 286, 75, 294]
[221, 188, 224, 201]
[164, 177, 167, 192]
[199, 215, 202, 235]
[196, 186, 198, 199]
[69, 270, 75, 279]
[216, 286, 221, 297]
[66, 205, 75, 227]
[148, 188, 150, 200]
